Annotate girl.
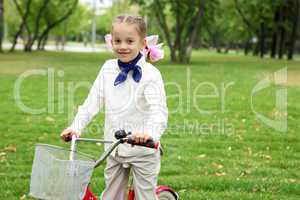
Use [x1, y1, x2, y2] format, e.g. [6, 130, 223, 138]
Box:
[60, 15, 168, 200]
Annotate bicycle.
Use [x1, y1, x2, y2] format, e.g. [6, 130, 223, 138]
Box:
[29, 130, 179, 200]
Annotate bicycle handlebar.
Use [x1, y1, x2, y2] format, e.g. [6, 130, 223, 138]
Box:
[124, 136, 159, 149]
[69, 130, 159, 168]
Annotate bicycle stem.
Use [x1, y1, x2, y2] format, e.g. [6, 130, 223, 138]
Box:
[94, 140, 123, 168]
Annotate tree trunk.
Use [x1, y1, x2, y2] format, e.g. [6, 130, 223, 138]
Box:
[37, 31, 49, 50]
[178, 45, 191, 63]
[61, 35, 65, 51]
[0, 0, 4, 52]
[253, 40, 260, 56]
[153, 0, 175, 62]
[278, 6, 286, 59]
[270, 8, 280, 58]
[24, 35, 34, 51]
[244, 37, 251, 55]
[270, 31, 278, 58]
[61, 21, 67, 51]
[40, 34, 48, 50]
[278, 27, 286, 59]
[206, 26, 221, 53]
[181, 2, 205, 63]
[37, 0, 78, 51]
[224, 43, 230, 54]
[259, 22, 266, 58]
[24, 0, 50, 51]
[10, 0, 32, 52]
[287, 0, 299, 60]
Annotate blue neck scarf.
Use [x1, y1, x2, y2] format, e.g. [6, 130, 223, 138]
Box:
[114, 52, 143, 86]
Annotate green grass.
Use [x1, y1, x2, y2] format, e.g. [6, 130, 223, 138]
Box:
[0, 50, 299, 199]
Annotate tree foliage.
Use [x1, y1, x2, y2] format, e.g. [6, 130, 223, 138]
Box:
[132, 0, 212, 63]
[7, 0, 78, 52]
[233, 0, 299, 59]
[2, 0, 299, 60]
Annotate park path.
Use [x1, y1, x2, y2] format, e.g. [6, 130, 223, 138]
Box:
[3, 43, 107, 53]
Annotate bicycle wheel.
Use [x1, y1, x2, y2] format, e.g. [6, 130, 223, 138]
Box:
[157, 190, 178, 200]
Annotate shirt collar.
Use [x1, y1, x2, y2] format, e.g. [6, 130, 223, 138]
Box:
[136, 52, 146, 68]
[115, 52, 146, 71]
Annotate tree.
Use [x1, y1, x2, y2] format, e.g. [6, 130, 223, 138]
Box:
[96, 0, 138, 36]
[36, 0, 79, 50]
[0, 0, 4, 52]
[270, 6, 280, 58]
[10, 0, 32, 52]
[50, 4, 92, 51]
[9, 0, 78, 52]
[132, 0, 209, 63]
[24, 0, 50, 51]
[234, 0, 299, 60]
[201, 0, 248, 54]
[287, 0, 299, 60]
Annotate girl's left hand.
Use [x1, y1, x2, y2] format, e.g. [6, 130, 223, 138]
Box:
[132, 133, 152, 144]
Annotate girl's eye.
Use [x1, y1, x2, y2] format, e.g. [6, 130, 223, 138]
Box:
[128, 40, 134, 43]
[114, 39, 121, 43]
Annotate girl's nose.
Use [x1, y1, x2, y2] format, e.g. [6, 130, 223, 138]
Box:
[120, 42, 127, 49]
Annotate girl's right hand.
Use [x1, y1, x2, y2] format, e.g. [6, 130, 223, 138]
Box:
[60, 127, 79, 142]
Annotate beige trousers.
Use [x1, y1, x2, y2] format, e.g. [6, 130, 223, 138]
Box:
[100, 150, 160, 200]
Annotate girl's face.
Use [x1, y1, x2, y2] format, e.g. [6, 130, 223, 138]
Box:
[111, 23, 145, 63]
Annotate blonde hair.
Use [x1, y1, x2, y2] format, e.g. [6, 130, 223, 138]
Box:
[112, 15, 147, 39]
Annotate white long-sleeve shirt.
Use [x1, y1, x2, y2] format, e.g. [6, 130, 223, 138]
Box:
[69, 55, 168, 156]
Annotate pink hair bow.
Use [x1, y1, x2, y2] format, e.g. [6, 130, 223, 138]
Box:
[104, 34, 113, 51]
[104, 34, 164, 62]
[143, 35, 164, 62]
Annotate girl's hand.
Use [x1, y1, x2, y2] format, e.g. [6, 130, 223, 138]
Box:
[60, 127, 79, 142]
[132, 133, 152, 144]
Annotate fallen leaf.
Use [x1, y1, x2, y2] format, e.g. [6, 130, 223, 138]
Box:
[0, 152, 6, 157]
[3, 146, 16, 152]
[252, 187, 259, 193]
[288, 179, 296, 183]
[0, 157, 7, 163]
[247, 147, 252, 156]
[261, 177, 267, 182]
[239, 170, 249, 177]
[197, 154, 206, 158]
[212, 162, 223, 169]
[215, 172, 226, 176]
[264, 155, 272, 160]
[46, 116, 55, 122]
[38, 133, 49, 141]
[179, 189, 186, 193]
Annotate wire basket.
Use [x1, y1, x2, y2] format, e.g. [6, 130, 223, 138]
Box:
[29, 144, 95, 200]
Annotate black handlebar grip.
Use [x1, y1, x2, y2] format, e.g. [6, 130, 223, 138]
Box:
[115, 130, 128, 139]
[115, 130, 159, 149]
[127, 136, 159, 149]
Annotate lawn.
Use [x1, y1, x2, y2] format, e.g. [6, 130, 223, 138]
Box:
[0, 50, 299, 199]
